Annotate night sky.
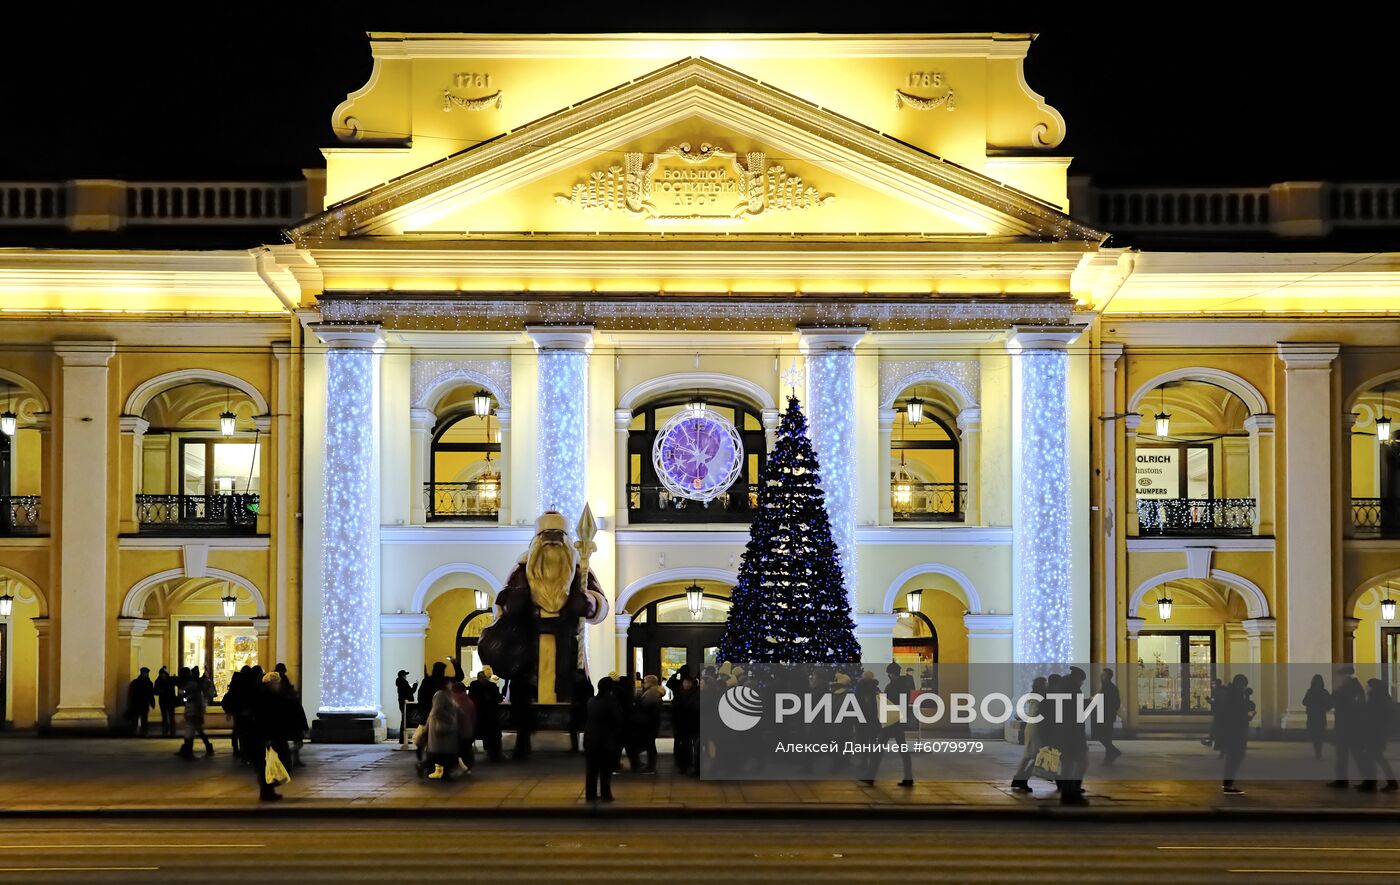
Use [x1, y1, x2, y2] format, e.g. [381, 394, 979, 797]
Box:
[2, 6, 1394, 186]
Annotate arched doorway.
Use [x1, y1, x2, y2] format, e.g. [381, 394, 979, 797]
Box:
[126, 574, 264, 702]
[422, 576, 497, 678]
[1349, 381, 1400, 537]
[1130, 578, 1253, 717]
[455, 609, 495, 678]
[0, 572, 46, 728]
[625, 580, 731, 682]
[1350, 576, 1400, 684]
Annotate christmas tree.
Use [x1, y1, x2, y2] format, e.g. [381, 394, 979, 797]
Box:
[717, 394, 862, 665]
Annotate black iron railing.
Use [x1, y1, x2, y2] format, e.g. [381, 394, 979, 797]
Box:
[426, 481, 500, 520]
[136, 493, 259, 534]
[1352, 497, 1400, 538]
[1136, 497, 1256, 536]
[1, 495, 40, 535]
[892, 482, 967, 522]
[627, 483, 759, 524]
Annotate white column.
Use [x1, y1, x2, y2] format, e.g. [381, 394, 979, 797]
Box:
[271, 341, 295, 685]
[1007, 326, 1083, 665]
[800, 327, 865, 603]
[495, 406, 512, 526]
[310, 325, 384, 739]
[51, 340, 116, 730]
[877, 408, 895, 525]
[1277, 343, 1339, 727]
[119, 415, 149, 534]
[1244, 413, 1276, 535]
[614, 409, 631, 528]
[956, 406, 982, 525]
[380, 613, 429, 723]
[408, 407, 433, 524]
[1098, 343, 1123, 664]
[761, 408, 781, 453]
[528, 326, 592, 525]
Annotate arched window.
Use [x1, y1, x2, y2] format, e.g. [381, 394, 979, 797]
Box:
[626, 395, 765, 524]
[1350, 381, 1400, 538]
[429, 400, 501, 521]
[455, 609, 494, 677]
[891, 386, 963, 521]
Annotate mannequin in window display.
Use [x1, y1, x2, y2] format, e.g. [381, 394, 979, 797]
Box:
[478, 511, 609, 705]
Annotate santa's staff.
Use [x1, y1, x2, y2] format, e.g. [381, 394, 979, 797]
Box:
[575, 503, 598, 674]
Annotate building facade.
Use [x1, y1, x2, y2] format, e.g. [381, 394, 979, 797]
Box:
[1, 33, 1398, 735]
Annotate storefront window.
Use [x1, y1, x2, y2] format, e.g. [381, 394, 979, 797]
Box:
[1136, 630, 1215, 714]
[180, 622, 258, 699]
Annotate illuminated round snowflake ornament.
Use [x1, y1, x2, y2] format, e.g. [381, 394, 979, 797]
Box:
[652, 406, 745, 502]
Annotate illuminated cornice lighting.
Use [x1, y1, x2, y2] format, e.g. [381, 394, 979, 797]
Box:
[1157, 592, 1174, 621]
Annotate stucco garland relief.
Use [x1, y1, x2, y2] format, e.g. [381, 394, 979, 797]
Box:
[410, 359, 512, 409]
[894, 90, 955, 111]
[555, 142, 832, 222]
[879, 360, 980, 409]
[442, 90, 504, 112]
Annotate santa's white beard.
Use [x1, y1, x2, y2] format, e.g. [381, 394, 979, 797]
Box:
[526, 541, 574, 615]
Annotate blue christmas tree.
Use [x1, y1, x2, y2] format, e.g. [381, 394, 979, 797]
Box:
[717, 394, 861, 664]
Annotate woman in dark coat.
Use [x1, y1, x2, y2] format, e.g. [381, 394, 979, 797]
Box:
[1302, 674, 1333, 760]
[468, 670, 503, 761]
[569, 668, 594, 753]
[1217, 674, 1254, 794]
[250, 672, 300, 801]
[671, 675, 701, 775]
[1359, 678, 1398, 791]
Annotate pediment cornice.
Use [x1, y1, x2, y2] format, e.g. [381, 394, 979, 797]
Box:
[290, 57, 1103, 246]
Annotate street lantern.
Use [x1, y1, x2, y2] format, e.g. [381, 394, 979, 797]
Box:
[473, 390, 492, 417]
[1378, 390, 1392, 443]
[475, 587, 491, 612]
[685, 582, 705, 616]
[906, 589, 923, 614]
[1157, 592, 1173, 621]
[905, 396, 925, 425]
[220, 410, 236, 437]
[0, 410, 15, 437]
[222, 592, 238, 619]
[1383, 594, 1397, 622]
[1154, 386, 1171, 437]
[0, 588, 13, 618]
[687, 393, 707, 415]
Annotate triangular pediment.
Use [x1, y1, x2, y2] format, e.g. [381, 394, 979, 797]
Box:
[291, 57, 1103, 244]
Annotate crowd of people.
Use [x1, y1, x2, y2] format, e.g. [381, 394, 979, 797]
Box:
[124, 662, 310, 801]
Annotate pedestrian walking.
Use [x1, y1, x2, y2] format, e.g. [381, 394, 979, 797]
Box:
[1328, 665, 1367, 787]
[614, 673, 639, 772]
[635, 674, 664, 773]
[468, 669, 503, 761]
[672, 674, 701, 775]
[1201, 677, 1224, 748]
[154, 666, 178, 737]
[450, 680, 477, 774]
[862, 662, 915, 787]
[1302, 674, 1332, 760]
[584, 676, 622, 802]
[568, 667, 593, 753]
[1094, 668, 1122, 764]
[423, 689, 460, 780]
[1056, 666, 1090, 805]
[175, 666, 215, 758]
[1218, 673, 1253, 794]
[125, 666, 155, 737]
[1010, 676, 1049, 792]
[1357, 678, 1399, 792]
[251, 671, 300, 801]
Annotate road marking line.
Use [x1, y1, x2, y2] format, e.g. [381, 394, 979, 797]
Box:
[0, 867, 160, 873]
[0, 844, 262, 850]
[1228, 870, 1400, 876]
[1163, 847, 1400, 852]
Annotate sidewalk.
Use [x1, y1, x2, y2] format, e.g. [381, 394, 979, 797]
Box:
[2, 734, 1397, 818]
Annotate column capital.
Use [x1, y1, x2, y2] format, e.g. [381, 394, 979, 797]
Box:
[877, 408, 897, 432]
[963, 613, 1013, 637]
[494, 406, 511, 430]
[1277, 342, 1340, 369]
[761, 408, 781, 430]
[309, 324, 383, 348]
[1343, 616, 1362, 637]
[53, 340, 116, 366]
[1125, 616, 1147, 639]
[1243, 413, 1276, 435]
[253, 415, 273, 433]
[1124, 413, 1143, 436]
[116, 617, 150, 639]
[614, 408, 633, 431]
[118, 415, 150, 436]
[271, 340, 293, 361]
[613, 613, 631, 632]
[1241, 616, 1277, 639]
[409, 407, 436, 432]
[31, 616, 52, 637]
[380, 612, 430, 639]
[797, 326, 867, 351]
[853, 612, 900, 636]
[956, 406, 982, 433]
[251, 616, 272, 640]
[526, 325, 594, 352]
[1098, 342, 1125, 364]
[1007, 324, 1087, 352]
[1342, 412, 1360, 430]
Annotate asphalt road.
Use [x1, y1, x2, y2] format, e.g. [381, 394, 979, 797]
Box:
[0, 817, 1395, 883]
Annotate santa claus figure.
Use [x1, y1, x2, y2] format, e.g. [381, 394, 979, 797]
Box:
[477, 511, 608, 704]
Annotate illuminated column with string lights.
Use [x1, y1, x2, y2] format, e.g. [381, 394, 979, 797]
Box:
[800, 327, 866, 605]
[310, 324, 384, 742]
[1007, 326, 1084, 665]
[528, 326, 592, 526]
